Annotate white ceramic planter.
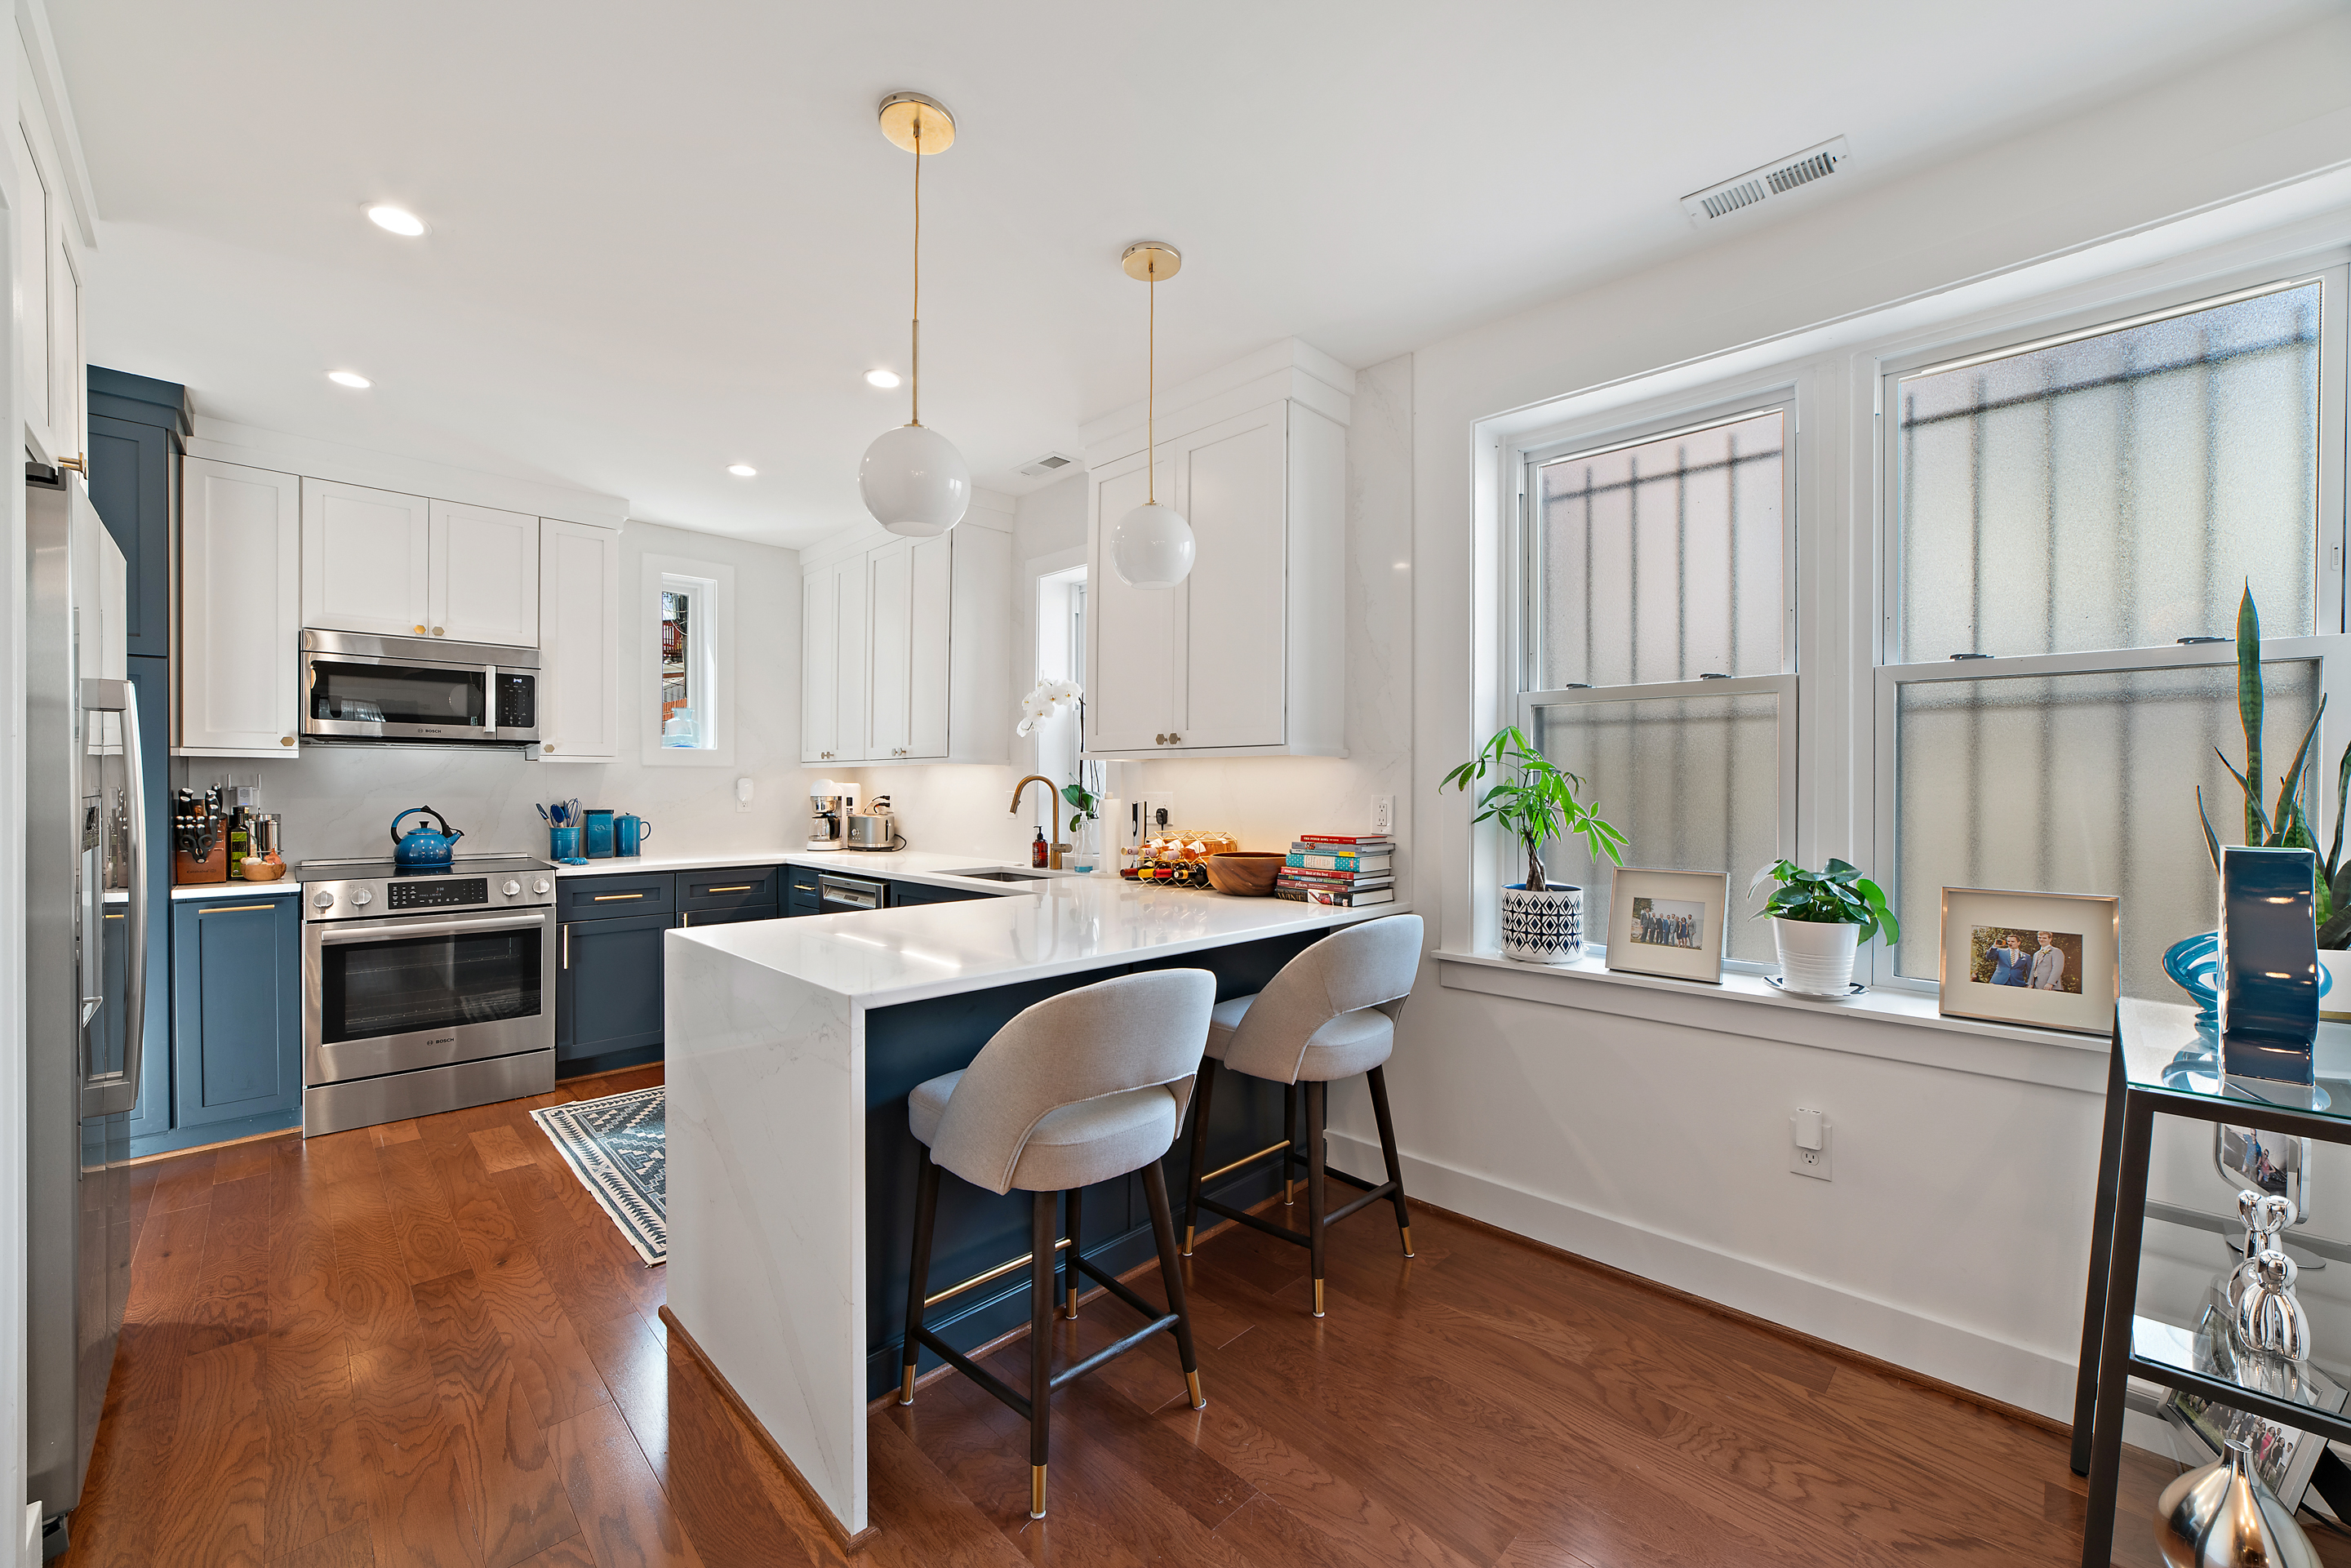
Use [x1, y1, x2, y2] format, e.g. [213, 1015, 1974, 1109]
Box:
[1773, 917, 1860, 996]
[1500, 882, 1583, 964]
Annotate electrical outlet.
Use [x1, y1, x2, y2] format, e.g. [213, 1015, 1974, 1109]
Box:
[735, 776, 753, 813]
[1789, 1110, 1833, 1179]
[1372, 794, 1395, 835]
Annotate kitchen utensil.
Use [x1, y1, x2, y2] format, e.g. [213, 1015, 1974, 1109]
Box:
[584, 808, 616, 859]
[615, 814, 649, 855]
[536, 803, 551, 824]
[389, 806, 464, 869]
[1204, 852, 1286, 896]
[2153, 1437, 2318, 1567]
[549, 826, 584, 864]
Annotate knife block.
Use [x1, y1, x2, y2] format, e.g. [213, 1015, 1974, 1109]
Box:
[175, 842, 228, 885]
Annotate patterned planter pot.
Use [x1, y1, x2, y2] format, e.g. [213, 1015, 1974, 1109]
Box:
[1773, 917, 1860, 996]
[1500, 882, 1583, 964]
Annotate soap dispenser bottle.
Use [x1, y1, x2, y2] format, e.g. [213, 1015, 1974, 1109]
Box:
[1032, 827, 1048, 868]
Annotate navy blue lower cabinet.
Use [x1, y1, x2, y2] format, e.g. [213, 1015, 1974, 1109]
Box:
[784, 871, 821, 918]
[171, 895, 303, 1131]
[556, 910, 670, 1064]
[676, 904, 779, 931]
[889, 880, 991, 908]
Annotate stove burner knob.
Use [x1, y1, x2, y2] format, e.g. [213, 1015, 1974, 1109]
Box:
[533, 878, 552, 895]
[350, 889, 373, 907]
[312, 890, 334, 910]
[504, 880, 522, 897]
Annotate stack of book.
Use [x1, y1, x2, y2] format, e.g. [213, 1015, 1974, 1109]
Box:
[1275, 836, 1395, 907]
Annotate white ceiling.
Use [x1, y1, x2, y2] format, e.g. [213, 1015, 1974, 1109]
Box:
[53, 0, 2329, 549]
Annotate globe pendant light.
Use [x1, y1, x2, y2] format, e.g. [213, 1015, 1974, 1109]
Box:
[860, 93, 971, 538]
[1109, 242, 1194, 589]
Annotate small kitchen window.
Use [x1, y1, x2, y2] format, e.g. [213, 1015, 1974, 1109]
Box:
[642, 553, 736, 766]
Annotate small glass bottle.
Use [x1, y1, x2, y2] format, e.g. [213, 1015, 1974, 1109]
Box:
[1032, 827, 1048, 868]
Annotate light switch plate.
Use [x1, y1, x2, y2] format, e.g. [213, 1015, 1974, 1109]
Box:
[1789, 1112, 1833, 1179]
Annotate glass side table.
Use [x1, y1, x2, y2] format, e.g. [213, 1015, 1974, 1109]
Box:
[2075, 996, 2351, 1566]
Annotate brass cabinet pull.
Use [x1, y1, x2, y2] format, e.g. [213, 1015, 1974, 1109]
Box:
[280, 736, 295, 747]
[703, 885, 753, 894]
[431, 627, 444, 636]
[201, 903, 278, 915]
[562, 925, 570, 968]
[414, 624, 426, 634]
[591, 893, 645, 901]
[104, 912, 125, 920]
[681, 913, 690, 928]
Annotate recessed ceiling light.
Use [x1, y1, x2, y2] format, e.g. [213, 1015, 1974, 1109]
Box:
[865, 369, 901, 389]
[327, 370, 371, 389]
[365, 204, 429, 237]
[727, 464, 757, 478]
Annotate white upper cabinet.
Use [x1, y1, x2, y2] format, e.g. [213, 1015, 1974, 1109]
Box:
[798, 521, 1008, 768]
[304, 484, 540, 646]
[16, 51, 88, 472]
[179, 459, 302, 757]
[301, 480, 432, 637]
[534, 520, 619, 762]
[1082, 343, 1349, 760]
[430, 500, 540, 646]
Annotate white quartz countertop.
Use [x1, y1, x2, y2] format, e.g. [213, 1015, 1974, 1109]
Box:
[170, 881, 300, 901]
[673, 875, 1407, 1008]
[555, 846, 1090, 897]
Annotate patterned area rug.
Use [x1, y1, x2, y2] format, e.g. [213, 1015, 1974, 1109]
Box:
[531, 1086, 666, 1265]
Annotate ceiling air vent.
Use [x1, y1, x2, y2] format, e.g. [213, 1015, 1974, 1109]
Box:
[1018, 451, 1079, 478]
[1681, 136, 1849, 225]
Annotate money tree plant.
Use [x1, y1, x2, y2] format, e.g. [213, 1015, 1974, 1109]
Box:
[1441, 726, 1627, 891]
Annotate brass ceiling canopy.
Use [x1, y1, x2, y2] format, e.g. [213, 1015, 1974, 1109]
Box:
[1122, 242, 1182, 282]
[878, 92, 956, 154]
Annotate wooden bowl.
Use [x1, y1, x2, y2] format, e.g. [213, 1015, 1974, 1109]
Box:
[1204, 851, 1285, 896]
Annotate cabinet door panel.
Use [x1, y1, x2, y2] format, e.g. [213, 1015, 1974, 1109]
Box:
[431, 501, 540, 646]
[537, 521, 620, 761]
[301, 480, 430, 636]
[15, 119, 49, 451]
[832, 556, 869, 762]
[866, 541, 912, 758]
[908, 532, 953, 759]
[180, 459, 302, 755]
[556, 913, 669, 1061]
[1086, 453, 1178, 752]
[802, 564, 838, 762]
[1176, 410, 1287, 748]
[50, 230, 81, 464]
[172, 899, 301, 1128]
[676, 904, 777, 931]
[87, 414, 172, 659]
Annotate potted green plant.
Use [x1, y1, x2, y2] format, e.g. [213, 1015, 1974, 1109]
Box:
[1747, 859, 1900, 996]
[1442, 726, 1628, 963]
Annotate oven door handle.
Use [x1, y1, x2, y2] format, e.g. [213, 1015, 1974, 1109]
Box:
[317, 913, 551, 944]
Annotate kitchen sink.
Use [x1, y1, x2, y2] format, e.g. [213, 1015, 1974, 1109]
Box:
[948, 868, 1056, 882]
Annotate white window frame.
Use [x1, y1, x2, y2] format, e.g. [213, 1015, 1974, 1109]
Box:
[1506, 384, 1802, 964]
[1865, 260, 2351, 988]
[640, 553, 736, 766]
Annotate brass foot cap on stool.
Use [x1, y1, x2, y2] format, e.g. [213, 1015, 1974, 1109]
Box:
[1312, 1279, 1326, 1317]
[1186, 1369, 1207, 1410]
[1400, 1225, 1415, 1258]
[1284, 1179, 1294, 1206]
[1030, 1464, 1047, 1519]
[1181, 1224, 1194, 1257]
[898, 1366, 916, 1406]
[1064, 1287, 1078, 1319]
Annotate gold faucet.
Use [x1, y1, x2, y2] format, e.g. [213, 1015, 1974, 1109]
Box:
[1011, 775, 1067, 869]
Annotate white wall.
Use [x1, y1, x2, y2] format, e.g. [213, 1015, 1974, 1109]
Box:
[1382, 10, 2351, 1423]
[183, 518, 813, 862]
[839, 354, 1415, 882]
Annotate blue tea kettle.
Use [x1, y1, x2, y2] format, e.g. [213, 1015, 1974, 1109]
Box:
[389, 806, 464, 869]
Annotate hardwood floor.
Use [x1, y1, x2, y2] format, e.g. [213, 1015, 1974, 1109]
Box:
[63, 1066, 2315, 1566]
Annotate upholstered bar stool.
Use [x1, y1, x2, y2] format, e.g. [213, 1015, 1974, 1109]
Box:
[1180, 913, 1424, 1317]
[899, 968, 1215, 1520]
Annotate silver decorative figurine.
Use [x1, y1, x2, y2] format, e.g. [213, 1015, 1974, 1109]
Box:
[2231, 1193, 2297, 1316]
[2155, 1437, 2318, 1568]
[2236, 1250, 2314, 1362]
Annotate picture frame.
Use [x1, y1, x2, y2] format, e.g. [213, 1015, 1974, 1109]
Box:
[1937, 886, 2118, 1036]
[2154, 1287, 2344, 1512]
[1604, 868, 1730, 984]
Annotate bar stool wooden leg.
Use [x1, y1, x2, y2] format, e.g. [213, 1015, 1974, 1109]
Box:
[1182, 1057, 1219, 1255]
[1141, 1161, 1207, 1410]
[1305, 1078, 1328, 1317]
[900, 1149, 941, 1404]
[1367, 1064, 1414, 1257]
[1063, 1186, 1083, 1318]
[1283, 1084, 1298, 1206]
[1029, 1188, 1055, 1518]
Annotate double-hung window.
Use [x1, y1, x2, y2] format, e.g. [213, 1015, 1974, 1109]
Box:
[1516, 397, 1798, 965]
[1875, 270, 2349, 998]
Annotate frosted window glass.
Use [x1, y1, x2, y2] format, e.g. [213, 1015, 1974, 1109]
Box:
[1535, 411, 1784, 689]
[1532, 692, 1780, 964]
[1892, 662, 2318, 1000]
[1897, 283, 2319, 664]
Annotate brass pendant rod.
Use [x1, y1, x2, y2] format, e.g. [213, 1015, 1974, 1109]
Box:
[1145, 276, 1156, 504]
[910, 118, 922, 427]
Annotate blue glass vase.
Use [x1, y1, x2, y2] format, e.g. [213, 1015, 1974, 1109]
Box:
[2165, 929, 2334, 1029]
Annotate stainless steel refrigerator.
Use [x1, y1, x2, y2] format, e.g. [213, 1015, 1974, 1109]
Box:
[25, 470, 149, 1555]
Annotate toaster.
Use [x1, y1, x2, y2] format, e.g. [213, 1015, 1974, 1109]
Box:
[846, 813, 899, 851]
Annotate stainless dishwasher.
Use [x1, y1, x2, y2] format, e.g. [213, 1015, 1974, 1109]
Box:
[818, 873, 888, 913]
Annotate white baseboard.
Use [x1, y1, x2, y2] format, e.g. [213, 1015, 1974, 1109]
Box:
[1326, 1129, 2079, 1422]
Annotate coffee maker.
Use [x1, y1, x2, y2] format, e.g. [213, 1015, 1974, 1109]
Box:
[808, 780, 859, 850]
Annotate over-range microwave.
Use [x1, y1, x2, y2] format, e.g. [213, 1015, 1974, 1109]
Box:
[300, 629, 539, 747]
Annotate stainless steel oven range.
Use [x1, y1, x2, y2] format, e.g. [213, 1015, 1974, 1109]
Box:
[297, 853, 557, 1135]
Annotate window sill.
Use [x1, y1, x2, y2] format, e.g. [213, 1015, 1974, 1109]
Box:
[1433, 947, 2109, 1091]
